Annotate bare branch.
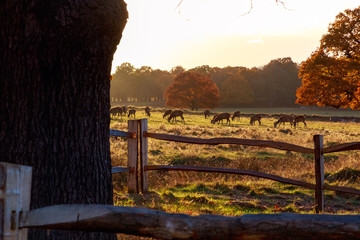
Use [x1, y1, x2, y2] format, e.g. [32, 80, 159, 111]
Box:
[241, 0, 254, 16]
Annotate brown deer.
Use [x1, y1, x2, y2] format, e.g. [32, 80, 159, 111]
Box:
[168, 110, 185, 123]
[163, 109, 172, 119]
[110, 106, 123, 118]
[274, 115, 294, 128]
[145, 107, 151, 117]
[250, 114, 262, 125]
[128, 109, 136, 118]
[231, 111, 241, 121]
[293, 115, 307, 128]
[211, 113, 231, 125]
[122, 106, 127, 116]
[204, 110, 211, 119]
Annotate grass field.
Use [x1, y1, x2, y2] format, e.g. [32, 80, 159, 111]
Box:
[110, 107, 360, 233]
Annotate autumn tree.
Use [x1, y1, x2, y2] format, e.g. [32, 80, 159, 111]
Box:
[0, 1, 127, 240]
[220, 69, 255, 107]
[111, 62, 136, 102]
[111, 64, 173, 103]
[164, 71, 219, 110]
[258, 57, 301, 107]
[296, 6, 360, 109]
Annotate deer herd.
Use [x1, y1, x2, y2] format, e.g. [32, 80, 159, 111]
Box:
[110, 106, 307, 128]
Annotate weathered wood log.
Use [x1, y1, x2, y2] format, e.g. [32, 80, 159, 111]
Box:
[20, 204, 360, 240]
[144, 132, 313, 154]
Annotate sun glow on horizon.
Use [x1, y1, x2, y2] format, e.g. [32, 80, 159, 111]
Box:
[112, 0, 360, 72]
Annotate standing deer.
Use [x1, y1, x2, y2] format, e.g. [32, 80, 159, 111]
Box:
[293, 115, 307, 128]
[274, 115, 294, 128]
[128, 109, 136, 118]
[204, 110, 211, 119]
[168, 110, 185, 123]
[145, 107, 151, 117]
[163, 109, 172, 119]
[250, 114, 262, 125]
[110, 106, 123, 118]
[211, 113, 231, 125]
[231, 111, 241, 121]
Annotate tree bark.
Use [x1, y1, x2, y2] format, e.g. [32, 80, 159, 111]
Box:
[0, 0, 127, 239]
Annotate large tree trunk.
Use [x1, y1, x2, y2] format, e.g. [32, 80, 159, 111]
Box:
[0, 0, 127, 239]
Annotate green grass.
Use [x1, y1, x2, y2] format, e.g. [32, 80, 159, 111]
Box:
[111, 107, 360, 217]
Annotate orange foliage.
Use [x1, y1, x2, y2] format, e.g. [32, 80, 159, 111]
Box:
[164, 71, 219, 110]
[296, 6, 360, 109]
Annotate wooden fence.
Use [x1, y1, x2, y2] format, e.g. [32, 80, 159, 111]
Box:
[3, 119, 360, 239]
[111, 119, 360, 214]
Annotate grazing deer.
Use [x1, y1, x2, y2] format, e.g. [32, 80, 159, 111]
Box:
[231, 111, 241, 121]
[128, 109, 136, 118]
[168, 110, 185, 123]
[145, 107, 151, 117]
[274, 115, 294, 128]
[204, 110, 211, 119]
[110, 106, 123, 118]
[122, 106, 127, 116]
[163, 109, 172, 119]
[250, 114, 262, 125]
[211, 113, 231, 125]
[293, 115, 307, 128]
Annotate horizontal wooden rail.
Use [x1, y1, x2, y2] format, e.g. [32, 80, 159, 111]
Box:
[110, 129, 134, 138]
[145, 165, 360, 196]
[324, 184, 360, 196]
[19, 204, 360, 239]
[111, 167, 129, 174]
[323, 142, 360, 154]
[145, 165, 316, 189]
[144, 132, 313, 154]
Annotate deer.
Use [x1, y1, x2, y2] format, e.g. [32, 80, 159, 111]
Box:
[211, 113, 231, 125]
[293, 115, 307, 128]
[231, 111, 241, 121]
[128, 109, 136, 118]
[110, 106, 123, 118]
[145, 107, 151, 117]
[204, 110, 211, 119]
[121, 106, 127, 116]
[250, 114, 262, 125]
[168, 110, 185, 123]
[274, 115, 294, 128]
[163, 109, 172, 119]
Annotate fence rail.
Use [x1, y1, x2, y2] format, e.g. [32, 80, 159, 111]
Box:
[144, 132, 314, 153]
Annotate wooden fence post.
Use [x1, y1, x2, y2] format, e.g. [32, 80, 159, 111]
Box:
[0, 162, 32, 240]
[139, 119, 149, 194]
[313, 135, 324, 213]
[127, 120, 139, 193]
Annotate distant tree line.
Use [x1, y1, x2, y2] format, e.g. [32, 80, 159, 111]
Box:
[111, 57, 301, 108]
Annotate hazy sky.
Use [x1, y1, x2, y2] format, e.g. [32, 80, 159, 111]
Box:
[111, 0, 359, 73]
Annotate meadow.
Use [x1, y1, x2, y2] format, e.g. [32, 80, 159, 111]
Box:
[110, 107, 360, 222]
